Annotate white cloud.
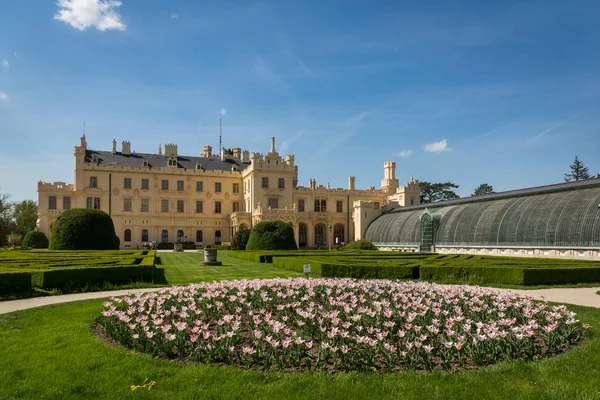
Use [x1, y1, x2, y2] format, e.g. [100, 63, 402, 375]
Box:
[2, 59, 8, 68]
[170, 13, 178, 19]
[0, 92, 9, 101]
[397, 150, 413, 157]
[219, 108, 227, 116]
[424, 139, 450, 153]
[54, 0, 126, 31]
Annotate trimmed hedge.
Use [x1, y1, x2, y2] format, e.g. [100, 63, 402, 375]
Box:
[246, 221, 298, 251]
[49, 208, 119, 250]
[229, 250, 600, 285]
[30, 265, 155, 290]
[22, 231, 49, 249]
[341, 239, 378, 251]
[0, 271, 32, 294]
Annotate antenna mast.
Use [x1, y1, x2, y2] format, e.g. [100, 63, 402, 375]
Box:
[219, 118, 222, 153]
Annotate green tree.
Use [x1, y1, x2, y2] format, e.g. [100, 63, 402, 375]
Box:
[0, 190, 12, 247]
[231, 228, 251, 250]
[49, 208, 120, 250]
[472, 183, 494, 197]
[564, 155, 590, 182]
[246, 221, 298, 251]
[12, 200, 38, 235]
[419, 181, 460, 203]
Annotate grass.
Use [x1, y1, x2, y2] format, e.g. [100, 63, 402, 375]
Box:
[1, 298, 600, 399]
[157, 252, 304, 285]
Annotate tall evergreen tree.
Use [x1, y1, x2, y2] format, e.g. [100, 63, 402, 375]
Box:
[564, 155, 590, 182]
[472, 183, 494, 197]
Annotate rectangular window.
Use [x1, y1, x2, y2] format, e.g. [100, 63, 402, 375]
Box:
[177, 180, 184, 191]
[215, 201, 222, 214]
[196, 201, 203, 213]
[93, 197, 100, 209]
[141, 199, 149, 212]
[374, 202, 380, 210]
[89, 176, 97, 188]
[262, 177, 268, 188]
[161, 180, 169, 190]
[233, 202, 240, 212]
[48, 196, 57, 210]
[177, 200, 184, 213]
[124, 178, 132, 189]
[161, 199, 169, 212]
[63, 196, 71, 210]
[196, 181, 203, 192]
[337, 200, 343, 213]
[278, 178, 285, 189]
[124, 198, 132, 212]
[298, 199, 305, 212]
[268, 198, 278, 209]
[233, 183, 239, 193]
[141, 179, 149, 190]
[215, 182, 222, 193]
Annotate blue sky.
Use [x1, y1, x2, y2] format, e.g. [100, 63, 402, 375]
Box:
[1, 0, 599, 202]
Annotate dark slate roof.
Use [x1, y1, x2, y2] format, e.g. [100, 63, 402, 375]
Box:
[386, 177, 600, 215]
[86, 150, 251, 172]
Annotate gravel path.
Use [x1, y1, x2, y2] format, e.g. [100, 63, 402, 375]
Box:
[1, 285, 600, 315]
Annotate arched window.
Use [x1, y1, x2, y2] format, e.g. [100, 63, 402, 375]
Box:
[196, 230, 203, 243]
[161, 230, 169, 242]
[177, 230, 184, 243]
[141, 229, 149, 242]
[334, 224, 344, 245]
[299, 223, 307, 247]
[215, 230, 222, 245]
[314, 224, 326, 247]
[124, 229, 132, 242]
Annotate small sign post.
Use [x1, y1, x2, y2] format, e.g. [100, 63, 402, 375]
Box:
[303, 263, 311, 278]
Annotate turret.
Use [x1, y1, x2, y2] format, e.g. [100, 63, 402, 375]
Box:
[122, 140, 131, 155]
[381, 160, 399, 194]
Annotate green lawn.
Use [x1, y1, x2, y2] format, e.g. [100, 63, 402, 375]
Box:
[158, 251, 303, 285]
[1, 299, 599, 399]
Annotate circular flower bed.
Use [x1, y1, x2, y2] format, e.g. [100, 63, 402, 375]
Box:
[98, 279, 588, 372]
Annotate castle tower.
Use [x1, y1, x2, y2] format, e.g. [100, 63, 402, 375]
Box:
[381, 161, 399, 194]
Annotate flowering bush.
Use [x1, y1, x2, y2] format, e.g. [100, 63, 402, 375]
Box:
[98, 279, 588, 372]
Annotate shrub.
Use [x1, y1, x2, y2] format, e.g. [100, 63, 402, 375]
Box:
[49, 208, 119, 250]
[231, 228, 251, 250]
[246, 221, 298, 251]
[0, 271, 32, 294]
[157, 242, 175, 250]
[341, 239, 377, 251]
[22, 231, 49, 249]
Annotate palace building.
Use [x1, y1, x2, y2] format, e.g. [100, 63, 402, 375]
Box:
[37, 135, 420, 249]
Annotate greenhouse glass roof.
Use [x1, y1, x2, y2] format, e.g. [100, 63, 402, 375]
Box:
[365, 178, 600, 247]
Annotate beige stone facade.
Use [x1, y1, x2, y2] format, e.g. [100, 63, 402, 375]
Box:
[37, 135, 419, 249]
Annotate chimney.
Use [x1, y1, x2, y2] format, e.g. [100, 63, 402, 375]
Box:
[112, 139, 117, 154]
[349, 176, 356, 190]
[158, 142, 162, 155]
[203, 145, 212, 157]
[122, 140, 131, 155]
[232, 147, 241, 159]
[221, 147, 226, 161]
[270, 136, 276, 153]
[242, 150, 250, 163]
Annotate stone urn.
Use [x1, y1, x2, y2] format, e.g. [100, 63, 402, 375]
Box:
[201, 248, 222, 266]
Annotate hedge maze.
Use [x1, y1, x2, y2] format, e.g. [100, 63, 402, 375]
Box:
[0, 250, 156, 294]
[228, 250, 600, 285]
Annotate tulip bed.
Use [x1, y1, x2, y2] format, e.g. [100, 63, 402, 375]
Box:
[98, 278, 588, 372]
